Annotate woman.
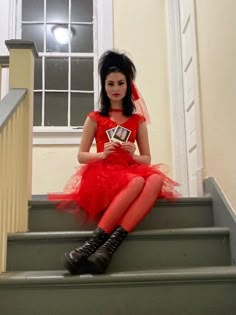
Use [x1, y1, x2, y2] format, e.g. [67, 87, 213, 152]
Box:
[49, 50, 179, 275]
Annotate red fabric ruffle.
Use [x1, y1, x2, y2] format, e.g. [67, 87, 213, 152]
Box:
[48, 147, 180, 220]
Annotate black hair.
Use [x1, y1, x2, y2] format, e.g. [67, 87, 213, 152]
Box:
[98, 50, 136, 116]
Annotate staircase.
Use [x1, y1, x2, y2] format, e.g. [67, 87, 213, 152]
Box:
[1, 195, 236, 314]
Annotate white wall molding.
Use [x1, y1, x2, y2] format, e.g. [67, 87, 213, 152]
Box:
[8, 0, 18, 39]
[0, 0, 18, 99]
[191, 0, 204, 195]
[96, 0, 113, 58]
[166, 0, 189, 196]
[0, 1, 10, 54]
[94, 0, 113, 109]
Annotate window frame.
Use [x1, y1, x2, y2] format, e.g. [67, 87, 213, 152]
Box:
[14, 0, 113, 145]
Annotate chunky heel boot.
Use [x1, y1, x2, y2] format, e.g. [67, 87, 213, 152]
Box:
[87, 225, 128, 274]
[64, 227, 109, 275]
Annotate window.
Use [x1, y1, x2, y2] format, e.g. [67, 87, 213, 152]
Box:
[18, 0, 113, 144]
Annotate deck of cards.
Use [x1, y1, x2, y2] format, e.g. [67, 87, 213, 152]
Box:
[106, 125, 131, 143]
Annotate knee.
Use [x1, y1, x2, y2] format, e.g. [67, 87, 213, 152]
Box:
[147, 173, 165, 187]
[130, 176, 145, 190]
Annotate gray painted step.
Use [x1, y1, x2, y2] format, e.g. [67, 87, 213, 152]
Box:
[1, 267, 236, 315]
[7, 227, 230, 272]
[28, 196, 213, 231]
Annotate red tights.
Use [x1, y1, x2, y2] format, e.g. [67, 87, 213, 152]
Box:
[98, 174, 164, 233]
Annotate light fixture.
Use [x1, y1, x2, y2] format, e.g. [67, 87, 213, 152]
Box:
[52, 25, 74, 45]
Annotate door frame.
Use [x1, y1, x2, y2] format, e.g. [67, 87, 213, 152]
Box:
[165, 0, 203, 196]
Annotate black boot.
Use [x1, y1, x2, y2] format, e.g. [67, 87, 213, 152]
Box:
[87, 225, 128, 274]
[64, 227, 109, 275]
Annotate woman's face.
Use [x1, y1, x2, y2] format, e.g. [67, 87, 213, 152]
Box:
[105, 72, 127, 103]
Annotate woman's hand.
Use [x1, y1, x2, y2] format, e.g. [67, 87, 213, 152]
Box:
[103, 142, 120, 158]
[121, 141, 136, 156]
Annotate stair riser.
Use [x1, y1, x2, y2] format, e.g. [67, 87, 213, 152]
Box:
[7, 236, 230, 271]
[29, 203, 213, 231]
[0, 281, 236, 315]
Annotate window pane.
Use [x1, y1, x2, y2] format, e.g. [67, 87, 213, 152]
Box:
[71, 25, 93, 53]
[46, 0, 68, 23]
[33, 92, 42, 126]
[45, 92, 68, 126]
[45, 57, 68, 90]
[46, 24, 69, 53]
[71, 0, 93, 22]
[34, 58, 42, 90]
[22, 0, 44, 21]
[71, 93, 94, 126]
[71, 58, 93, 90]
[22, 24, 44, 52]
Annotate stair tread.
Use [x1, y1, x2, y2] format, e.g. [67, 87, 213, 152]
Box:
[8, 227, 229, 241]
[28, 194, 214, 231]
[29, 195, 213, 207]
[1, 266, 236, 286]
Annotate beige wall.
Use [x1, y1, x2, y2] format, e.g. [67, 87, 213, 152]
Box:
[113, 0, 172, 167]
[32, 0, 172, 194]
[33, 146, 78, 193]
[195, 0, 236, 209]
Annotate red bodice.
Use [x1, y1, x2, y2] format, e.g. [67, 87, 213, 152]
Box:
[88, 111, 146, 152]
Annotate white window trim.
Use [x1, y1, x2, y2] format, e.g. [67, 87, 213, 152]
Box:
[33, 127, 84, 145]
[13, 0, 113, 145]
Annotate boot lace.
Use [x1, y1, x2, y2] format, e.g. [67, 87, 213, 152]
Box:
[76, 232, 108, 255]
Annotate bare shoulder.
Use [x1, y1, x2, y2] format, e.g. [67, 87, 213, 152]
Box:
[83, 115, 97, 133]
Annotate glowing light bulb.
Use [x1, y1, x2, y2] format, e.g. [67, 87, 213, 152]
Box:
[52, 26, 72, 45]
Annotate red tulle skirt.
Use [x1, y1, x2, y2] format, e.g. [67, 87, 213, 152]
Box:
[48, 148, 180, 220]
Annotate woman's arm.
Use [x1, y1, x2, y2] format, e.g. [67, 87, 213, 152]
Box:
[133, 121, 151, 164]
[77, 117, 103, 164]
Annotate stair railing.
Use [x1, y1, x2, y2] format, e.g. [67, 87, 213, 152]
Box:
[0, 40, 37, 273]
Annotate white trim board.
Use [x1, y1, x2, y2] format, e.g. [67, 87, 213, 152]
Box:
[166, 0, 203, 197]
[166, 0, 189, 196]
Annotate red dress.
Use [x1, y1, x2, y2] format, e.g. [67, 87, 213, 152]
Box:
[48, 111, 180, 219]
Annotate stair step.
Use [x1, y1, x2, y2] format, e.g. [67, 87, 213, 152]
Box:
[7, 227, 230, 272]
[28, 196, 213, 231]
[1, 266, 236, 315]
